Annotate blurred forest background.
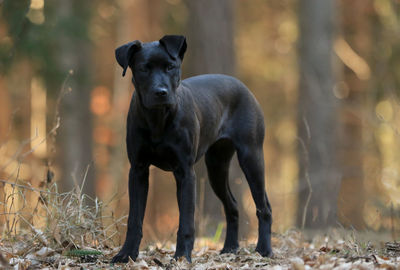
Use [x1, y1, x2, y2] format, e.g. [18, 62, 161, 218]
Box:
[1, 0, 400, 247]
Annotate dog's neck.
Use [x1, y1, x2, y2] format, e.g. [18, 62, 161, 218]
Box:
[135, 94, 177, 143]
[145, 107, 175, 143]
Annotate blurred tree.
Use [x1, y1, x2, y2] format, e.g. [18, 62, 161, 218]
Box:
[0, 0, 30, 73]
[296, 0, 340, 228]
[56, 0, 95, 197]
[0, 0, 51, 144]
[184, 0, 251, 238]
[0, 0, 96, 197]
[185, 0, 235, 75]
[336, 0, 373, 229]
[1, 0, 66, 89]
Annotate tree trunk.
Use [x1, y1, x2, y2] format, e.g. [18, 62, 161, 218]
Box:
[57, 0, 95, 198]
[296, 0, 340, 228]
[185, 0, 235, 76]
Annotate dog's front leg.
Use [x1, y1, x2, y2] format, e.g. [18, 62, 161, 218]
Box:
[173, 166, 196, 262]
[112, 166, 149, 263]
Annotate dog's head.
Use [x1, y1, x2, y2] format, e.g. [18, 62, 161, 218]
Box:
[115, 35, 187, 109]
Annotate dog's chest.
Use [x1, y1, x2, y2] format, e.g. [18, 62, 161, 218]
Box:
[148, 142, 179, 171]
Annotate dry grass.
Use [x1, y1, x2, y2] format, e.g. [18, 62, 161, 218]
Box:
[0, 172, 125, 268]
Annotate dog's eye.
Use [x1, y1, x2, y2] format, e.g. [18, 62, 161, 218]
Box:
[167, 64, 175, 71]
[138, 67, 149, 73]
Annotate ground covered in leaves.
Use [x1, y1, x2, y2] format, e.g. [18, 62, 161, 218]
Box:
[2, 230, 400, 269]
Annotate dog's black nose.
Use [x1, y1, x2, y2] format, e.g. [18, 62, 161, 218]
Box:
[155, 88, 168, 97]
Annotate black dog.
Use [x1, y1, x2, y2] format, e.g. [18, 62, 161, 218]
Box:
[111, 35, 272, 263]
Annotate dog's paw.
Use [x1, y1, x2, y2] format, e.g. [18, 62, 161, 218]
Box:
[255, 246, 273, 258]
[174, 238, 193, 263]
[173, 252, 192, 263]
[111, 250, 138, 263]
[220, 245, 239, 254]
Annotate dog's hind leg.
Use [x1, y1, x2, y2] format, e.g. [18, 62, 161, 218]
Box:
[236, 145, 272, 257]
[205, 139, 239, 254]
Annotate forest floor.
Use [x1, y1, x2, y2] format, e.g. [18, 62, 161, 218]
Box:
[1, 229, 400, 269]
[1, 179, 399, 269]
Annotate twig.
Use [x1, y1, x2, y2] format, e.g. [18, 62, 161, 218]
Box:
[20, 121, 60, 160]
[298, 116, 313, 229]
[391, 203, 396, 241]
[0, 132, 38, 173]
[0, 179, 59, 195]
[8, 165, 21, 235]
[0, 119, 60, 180]
[48, 72, 72, 159]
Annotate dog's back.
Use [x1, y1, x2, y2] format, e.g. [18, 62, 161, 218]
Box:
[181, 74, 265, 149]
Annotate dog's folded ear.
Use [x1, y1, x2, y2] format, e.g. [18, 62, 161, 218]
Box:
[115, 40, 142, 77]
[159, 35, 187, 61]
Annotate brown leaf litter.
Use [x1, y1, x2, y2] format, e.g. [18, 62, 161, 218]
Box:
[2, 230, 400, 269]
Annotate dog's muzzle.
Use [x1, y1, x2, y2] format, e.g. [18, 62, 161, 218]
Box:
[145, 87, 175, 108]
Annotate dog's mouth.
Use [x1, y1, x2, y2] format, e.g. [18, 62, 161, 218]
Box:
[149, 102, 173, 109]
[139, 89, 177, 110]
[145, 99, 176, 109]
